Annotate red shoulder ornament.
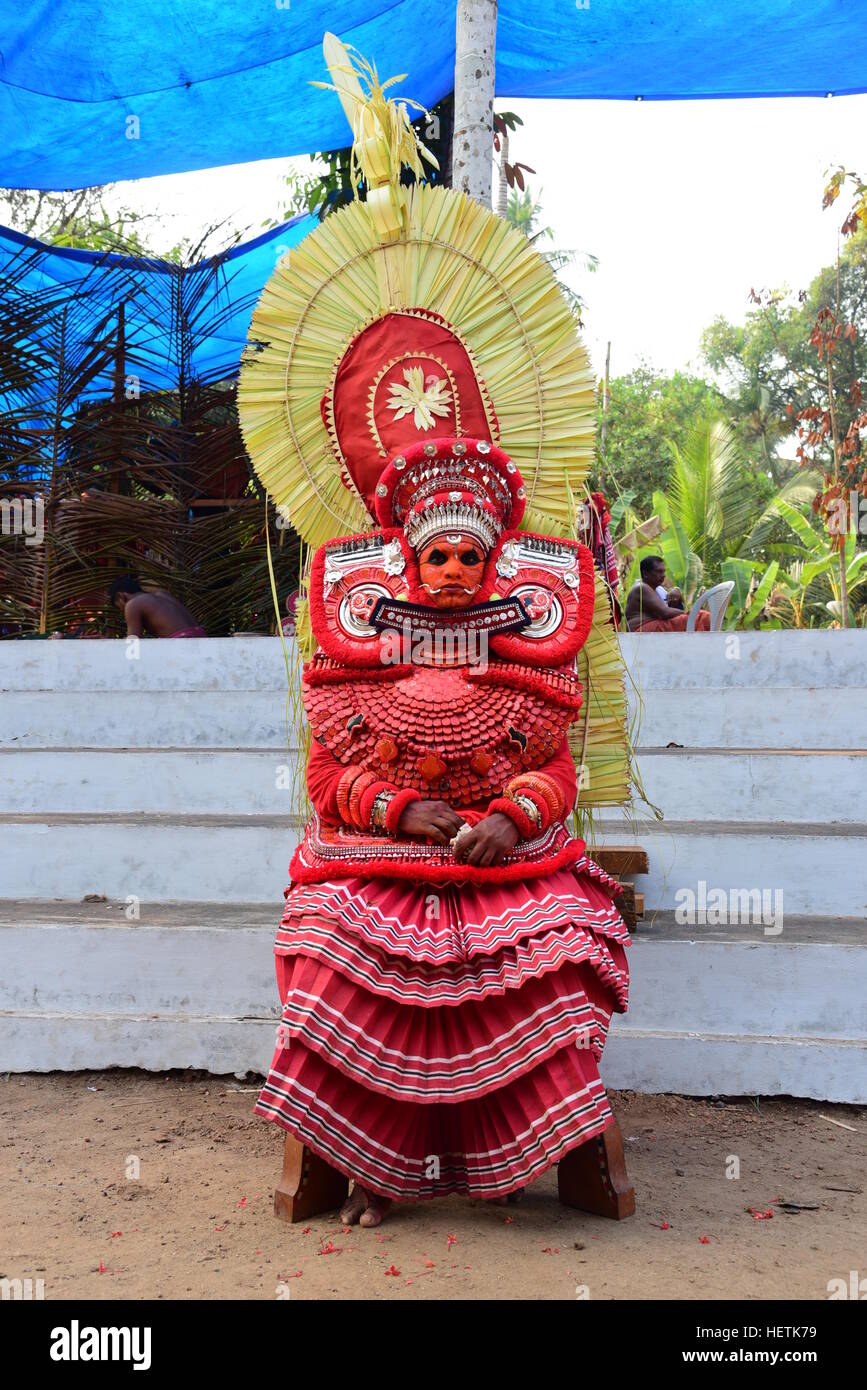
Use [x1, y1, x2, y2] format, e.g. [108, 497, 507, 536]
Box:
[484, 530, 596, 666]
[308, 528, 416, 666]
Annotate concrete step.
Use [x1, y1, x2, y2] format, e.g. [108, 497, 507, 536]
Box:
[1, 813, 864, 916]
[0, 748, 302, 814]
[628, 687, 864, 750]
[4, 634, 865, 753]
[0, 635, 295, 692]
[10, 687, 864, 752]
[6, 687, 858, 750]
[3, 747, 862, 821]
[5, 631, 863, 692]
[632, 750, 865, 823]
[1, 901, 863, 1098]
[2, 692, 295, 749]
[592, 818, 867, 919]
[0, 814, 300, 904]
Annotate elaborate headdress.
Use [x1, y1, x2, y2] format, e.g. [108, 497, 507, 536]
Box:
[237, 34, 631, 811]
[238, 34, 595, 548]
[373, 438, 525, 554]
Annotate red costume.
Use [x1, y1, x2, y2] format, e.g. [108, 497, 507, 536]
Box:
[255, 431, 630, 1199]
[243, 39, 631, 1204]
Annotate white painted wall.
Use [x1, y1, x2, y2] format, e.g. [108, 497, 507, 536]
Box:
[1, 631, 865, 1097]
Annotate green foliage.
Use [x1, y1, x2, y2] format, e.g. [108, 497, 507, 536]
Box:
[0, 186, 164, 256]
[650, 489, 703, 601]
[503, 185, 596, 320]
[593, 365, 739, 516]
[700, 225, 867, 478]
[667, 419, 757, 574]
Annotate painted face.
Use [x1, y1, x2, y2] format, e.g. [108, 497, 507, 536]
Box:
[416, 535, 486, 609]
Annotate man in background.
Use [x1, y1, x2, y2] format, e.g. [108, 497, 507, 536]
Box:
[625, 555, 710, 632]
[108, 576, 207, 638]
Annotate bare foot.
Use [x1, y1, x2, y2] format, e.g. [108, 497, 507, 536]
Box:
[339, 1186, 367, 1226]
[340, 1182, 392, 1227]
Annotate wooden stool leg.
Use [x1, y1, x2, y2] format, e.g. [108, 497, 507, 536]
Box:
[557, 1117, 636, 1220]
[274, 1135, 350, 1223]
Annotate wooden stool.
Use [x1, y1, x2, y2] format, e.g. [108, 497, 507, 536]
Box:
[273, 1136, 349, 1223]
[589, 844, 648, 931]
[273, 1121, 634, 1223]
[557, 1117, 635, 1220]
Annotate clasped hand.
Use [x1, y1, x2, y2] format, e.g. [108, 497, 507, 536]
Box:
[397, 799, 519, 867]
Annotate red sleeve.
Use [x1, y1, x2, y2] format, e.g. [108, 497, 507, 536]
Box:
[305, 739, 346, 823]
[540, 737, 578, 815]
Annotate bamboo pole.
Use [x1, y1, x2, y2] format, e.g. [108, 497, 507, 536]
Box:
[600, 340, 611, 453]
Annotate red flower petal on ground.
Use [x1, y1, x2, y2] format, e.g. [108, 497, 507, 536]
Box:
[698, 1236, 710, 1244]
[111, 1231, 122, 1238]
[236, 1197, 247, 1208]
[97, 1262, 105, 1274]
[652, 1220, 670, 1230]
[385, 1264, 401, 1276]
[317, 1240, 341, 1255]
[446, 1233, 458, 1248]
[747, 1207, 774, 1220]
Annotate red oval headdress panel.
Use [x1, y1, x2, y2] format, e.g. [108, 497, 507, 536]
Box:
[322, 308, 500, 517]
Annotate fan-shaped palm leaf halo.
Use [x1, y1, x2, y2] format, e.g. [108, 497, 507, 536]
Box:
[237, 36, 595, 549]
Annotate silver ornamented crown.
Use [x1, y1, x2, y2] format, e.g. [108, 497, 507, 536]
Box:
[404, 500, 502, 554]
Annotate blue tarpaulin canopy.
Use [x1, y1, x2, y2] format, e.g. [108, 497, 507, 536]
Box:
[0, 214, 316, 400]
[1, 1, 864, 190]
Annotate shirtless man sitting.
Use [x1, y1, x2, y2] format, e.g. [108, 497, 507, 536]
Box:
[108, 575, 207, 638]
[625, 555, 710, 632]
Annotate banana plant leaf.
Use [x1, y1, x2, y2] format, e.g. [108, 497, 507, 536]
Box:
[776, 498, 823, 555]
[742, 560, 779, 628]
[721, 556, 755, 622]
[652, 489, 703, 601]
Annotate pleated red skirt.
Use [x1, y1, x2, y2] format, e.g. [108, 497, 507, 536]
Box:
[255, 857, 629, 1200]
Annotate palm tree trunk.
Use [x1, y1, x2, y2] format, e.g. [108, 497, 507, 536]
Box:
[453, 0, 497, 205]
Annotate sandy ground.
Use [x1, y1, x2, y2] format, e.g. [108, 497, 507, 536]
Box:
[1, 1072, 864, 1302]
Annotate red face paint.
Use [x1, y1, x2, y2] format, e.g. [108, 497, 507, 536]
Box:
[416, 536, 486, 610]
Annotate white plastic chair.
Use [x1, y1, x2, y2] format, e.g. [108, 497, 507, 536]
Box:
[686, 581, 735, 632]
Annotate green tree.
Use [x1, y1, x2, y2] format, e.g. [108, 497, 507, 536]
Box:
[701, 223, 867, 481]
[504, 186, 596, 321]
[0, 186, 162, 255]
[592, 364, 736, 516]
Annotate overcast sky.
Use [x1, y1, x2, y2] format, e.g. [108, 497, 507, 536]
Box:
[103, 91, 867, 383]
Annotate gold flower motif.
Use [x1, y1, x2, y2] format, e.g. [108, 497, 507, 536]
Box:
[386, 367, 452, 431]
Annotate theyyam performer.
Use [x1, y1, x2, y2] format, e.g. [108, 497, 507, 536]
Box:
[238, 35, 634, 1227]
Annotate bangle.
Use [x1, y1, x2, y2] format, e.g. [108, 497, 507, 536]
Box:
[384, 787, 421, 834]
[361, 780, 395, 829]
[505, 771, 564, 823]
[511, 791, 542, 829]
[336, 765, 364, 823]
[348, 771, 379, 828]
[371, 789, 396, 830]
